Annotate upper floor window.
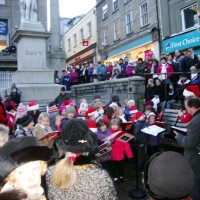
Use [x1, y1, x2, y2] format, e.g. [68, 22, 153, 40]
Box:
[103, 26, 108, 45]
[0, 0, 5, 5]
[73, 34, 77, 47]
[87, 22, 92, 37]
[80, 28, 84, 42]
[102, 4, 108, 19]
[140, 1, 149, 27]
[68, 39, 71, 51]
[125, 11, 133, 34]
[181, 3, 198, 31]
[113, 0, 119, 12]
[124, 0, 130, 3]
[114, 19, 120, 40]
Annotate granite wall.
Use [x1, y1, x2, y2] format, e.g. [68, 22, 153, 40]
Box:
[71, 76, 146, 110]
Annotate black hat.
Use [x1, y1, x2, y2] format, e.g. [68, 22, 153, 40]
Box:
[93, 94, 101, 100]
[112, 95, 119, 102]
[61, 87, 66, 92]
[17, 115, 33, 127]
[55, 118, 98, 154]
[144, 151, 194, 199]
[0, 137, 52, 183]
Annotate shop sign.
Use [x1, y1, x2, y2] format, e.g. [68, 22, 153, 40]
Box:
[0, 19, 8, 35]
[75, 56, 81, 61]
[144, 50, 154, 59]
[162, 30, 200, 53]
[82, 40, 89, 46]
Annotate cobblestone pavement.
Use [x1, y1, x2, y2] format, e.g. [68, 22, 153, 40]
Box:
[115, 159, 149, 200]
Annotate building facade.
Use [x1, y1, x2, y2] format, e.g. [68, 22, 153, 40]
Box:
[160, 0, 200, 54]
[96, 0, 160, 63]
[0, 0, 47, 51]
[64, 8, 98, 66]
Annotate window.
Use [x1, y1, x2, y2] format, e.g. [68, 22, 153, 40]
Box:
[140, 1, 148, 27]
[103, 26, 108, 45]
[113, 0, 119, 12]
[102, 4, 108, 19]
[0, 0, 5, 5]
[181, 4, 198, 31]
[73, 34, 77, 47]
[87, 22, 92, 38]
[80, 28, 84, 42]
[68, 39, 71, 51]
[125, 12, 133, 34]
[114, 19, 120, 40]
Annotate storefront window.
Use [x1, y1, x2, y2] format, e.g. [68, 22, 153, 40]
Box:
[181, 4, 198, 31]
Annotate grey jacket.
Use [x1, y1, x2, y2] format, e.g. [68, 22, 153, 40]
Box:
[177, 109, 200, 179]
[46, 164, 118, 200]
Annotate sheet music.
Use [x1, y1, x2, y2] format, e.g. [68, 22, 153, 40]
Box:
[141, 125, 166, 136]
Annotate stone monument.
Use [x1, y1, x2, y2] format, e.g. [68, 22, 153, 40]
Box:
[11, 0, 62, 103]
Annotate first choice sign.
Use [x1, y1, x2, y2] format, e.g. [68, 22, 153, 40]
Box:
[162, 30, 200, 53]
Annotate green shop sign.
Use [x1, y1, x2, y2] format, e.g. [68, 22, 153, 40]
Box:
[162, 30, 200, 53]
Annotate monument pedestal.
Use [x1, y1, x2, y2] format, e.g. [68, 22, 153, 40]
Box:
[11, 23, 62, 102]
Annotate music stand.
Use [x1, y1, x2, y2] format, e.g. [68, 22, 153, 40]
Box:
[129, 137, 146, 199]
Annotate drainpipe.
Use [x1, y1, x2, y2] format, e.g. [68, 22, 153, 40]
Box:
[156, 0, 162, 57]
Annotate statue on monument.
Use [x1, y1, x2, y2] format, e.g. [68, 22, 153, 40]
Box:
[19, 0, 38, 24]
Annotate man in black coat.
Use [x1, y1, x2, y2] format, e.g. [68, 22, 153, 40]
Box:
[175, 96, 200, 200]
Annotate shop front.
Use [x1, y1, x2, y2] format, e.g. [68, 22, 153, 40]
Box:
[162, 30, 200, 54]
[66, 44, 97, 66]
[103, 33, 159, 63]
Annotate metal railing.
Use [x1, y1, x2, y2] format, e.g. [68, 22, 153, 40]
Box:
[0, 71, 14, 94]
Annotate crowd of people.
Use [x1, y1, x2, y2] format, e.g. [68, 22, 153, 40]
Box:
[0, 86, 199, 199]
[55, 48, 200, 93]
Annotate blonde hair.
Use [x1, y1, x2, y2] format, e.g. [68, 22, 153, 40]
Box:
[37, 112, 50, 124]
[94, 102, 103, 109]
[0, 124, 9, 147]
[7, 161, 47, 184]
[110, 118, 121, 127]
[52, 157, 77, 189]
[55, 114, 62, 123]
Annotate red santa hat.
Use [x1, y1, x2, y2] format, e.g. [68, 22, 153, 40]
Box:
[183, 85, 199, 97]
[127, 99, 135, 106]
[130, 106, 138, 114]
[27, 101, 39, 111]
[86, 108, 98, 118]
[86, 120, 97, 133]
[135, 112, 145, 121]
[64, 99, 74, 107]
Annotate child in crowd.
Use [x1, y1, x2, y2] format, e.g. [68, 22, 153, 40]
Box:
[33, 112, 52, 147]
[76, 102, 88, 120]
[61, 105, 76, 128]
[55, 114, 62, 132]
[162, 82, 178, 109]
[14, 115, 34, 137]
[145, 112, 159, 156]
[96, 119, 112, 173]
[94, 102, 104, 122]
[86, 108, 99, 133]
[124, 99, 136, 120]
[116, 107, 127, 123]
[27, 101, 40, 125]
[59, 104, 67, 120]
[109, 118, 133, 182]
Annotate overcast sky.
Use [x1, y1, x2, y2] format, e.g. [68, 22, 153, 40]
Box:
[59, 0, 96, 18]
